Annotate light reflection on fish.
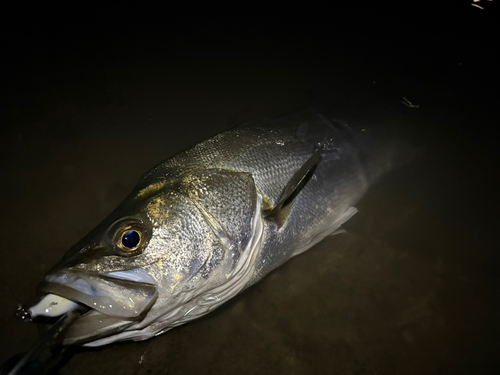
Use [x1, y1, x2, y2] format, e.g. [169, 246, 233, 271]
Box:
[27, 110, 393, 347]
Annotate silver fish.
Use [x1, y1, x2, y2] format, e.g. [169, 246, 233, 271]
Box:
[28, 110, 390, 347]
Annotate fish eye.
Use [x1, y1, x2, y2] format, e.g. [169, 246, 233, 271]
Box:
[113, 222, 148, 256]
[121, 230, 141, 250]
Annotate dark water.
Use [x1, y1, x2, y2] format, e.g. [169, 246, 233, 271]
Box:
[1, 4, 498, 374]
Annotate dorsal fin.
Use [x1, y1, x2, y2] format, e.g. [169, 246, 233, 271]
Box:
[264, 141, 325, 228]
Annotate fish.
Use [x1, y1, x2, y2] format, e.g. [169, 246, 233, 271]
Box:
[25, 110, 394, 347]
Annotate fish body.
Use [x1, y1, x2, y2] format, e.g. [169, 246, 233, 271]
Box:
[31, 111, 382, 347]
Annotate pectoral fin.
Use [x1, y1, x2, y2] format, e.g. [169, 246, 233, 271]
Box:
[265, 141, 324, 228]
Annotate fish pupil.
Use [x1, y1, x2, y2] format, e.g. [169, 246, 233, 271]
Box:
[122, 230, 140, 249]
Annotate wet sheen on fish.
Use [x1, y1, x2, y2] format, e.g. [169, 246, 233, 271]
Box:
[28, 111, 391, 347]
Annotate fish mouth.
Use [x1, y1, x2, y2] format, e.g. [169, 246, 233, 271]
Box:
[42, 269, 158, 318]
[35, 268, 158, 345]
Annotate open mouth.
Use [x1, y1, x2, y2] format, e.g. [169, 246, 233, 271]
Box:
[30, 268, 158, 345]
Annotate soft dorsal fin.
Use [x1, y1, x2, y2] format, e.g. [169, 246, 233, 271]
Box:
[264, 141, 325, 227]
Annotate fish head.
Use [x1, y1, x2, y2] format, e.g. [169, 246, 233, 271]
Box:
[35, 168, 260, 345]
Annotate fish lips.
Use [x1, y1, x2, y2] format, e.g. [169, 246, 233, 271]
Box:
[41, 269, 158, 319]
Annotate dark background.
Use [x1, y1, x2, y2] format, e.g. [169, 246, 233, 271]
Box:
[1, 2, 499, 374]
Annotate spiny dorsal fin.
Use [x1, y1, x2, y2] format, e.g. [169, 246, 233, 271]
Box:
[264, 140, 325, 228]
